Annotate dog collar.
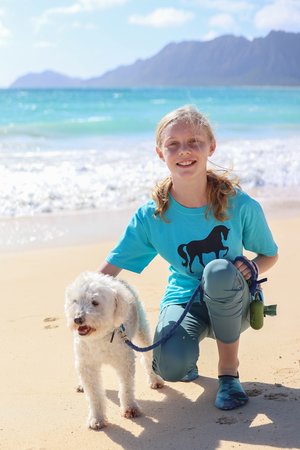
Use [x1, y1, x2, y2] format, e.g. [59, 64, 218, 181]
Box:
[110, 324, 127, 343]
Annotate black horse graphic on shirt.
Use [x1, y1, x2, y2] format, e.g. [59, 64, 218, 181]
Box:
[177, 225, 230, 273]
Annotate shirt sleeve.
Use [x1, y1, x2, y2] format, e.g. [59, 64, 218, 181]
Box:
[106, 209, 158, 273]
[242, 198, 278, 256]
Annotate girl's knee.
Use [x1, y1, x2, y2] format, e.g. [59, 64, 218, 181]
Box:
[153, 342, 198, 382]
[203, 259, 243, 299]
[153, 349, 188, 382]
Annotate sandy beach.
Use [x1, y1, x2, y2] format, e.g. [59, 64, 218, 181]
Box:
[1, 213, 300, 450]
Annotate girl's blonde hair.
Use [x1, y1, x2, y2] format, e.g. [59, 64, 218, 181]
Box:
[152, 105, 239, 222]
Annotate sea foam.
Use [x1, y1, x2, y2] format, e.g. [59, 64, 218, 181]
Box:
[1, 135, 300, 218]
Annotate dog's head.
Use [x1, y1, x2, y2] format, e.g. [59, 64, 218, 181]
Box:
[65, 272, 133, 339]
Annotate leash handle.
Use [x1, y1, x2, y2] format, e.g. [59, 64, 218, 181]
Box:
[233, 256, 267, 296]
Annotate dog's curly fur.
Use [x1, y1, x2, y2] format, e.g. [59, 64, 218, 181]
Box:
[65, 272, 164, 430]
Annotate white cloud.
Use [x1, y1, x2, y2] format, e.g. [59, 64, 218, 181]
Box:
[255, 0, 300, 32]
[201, 30, 219, 41]
[129, 8, 194, 28]
[209, 13, 235, 29]
[35, 0, 127, 31]
[48, 0, 127, 15]
[0, 21, 12, 46]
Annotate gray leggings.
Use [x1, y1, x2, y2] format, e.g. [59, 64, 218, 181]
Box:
[152, 259, 251, 382]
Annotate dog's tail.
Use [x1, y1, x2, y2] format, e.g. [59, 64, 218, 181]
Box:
[128, 291, 152, 348]
[119, 280, 150, 338]
[135, 297, 152, 343]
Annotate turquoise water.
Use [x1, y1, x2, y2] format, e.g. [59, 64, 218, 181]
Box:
[0, 87, 300, 220]
[1, 87, 299, 140]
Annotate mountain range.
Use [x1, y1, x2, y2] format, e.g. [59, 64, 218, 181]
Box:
[10, 31, 300, 88]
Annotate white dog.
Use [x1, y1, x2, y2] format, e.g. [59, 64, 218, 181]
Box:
[65, 271, 164, 430]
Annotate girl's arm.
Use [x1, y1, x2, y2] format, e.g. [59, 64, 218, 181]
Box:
[98, 261, 122, 277]
[252, 253, 279, 274]
[235, 253, 278, 281]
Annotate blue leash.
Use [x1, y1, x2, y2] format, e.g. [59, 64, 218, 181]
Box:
[115, 256, 266, 353]
[115, 282, 203, 353]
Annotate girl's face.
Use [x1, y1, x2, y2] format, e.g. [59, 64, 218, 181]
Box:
[156, 121, 215, 180]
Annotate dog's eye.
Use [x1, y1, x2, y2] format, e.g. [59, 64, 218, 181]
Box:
[91, 300, 99, 306]
[73, 299, 78, 304]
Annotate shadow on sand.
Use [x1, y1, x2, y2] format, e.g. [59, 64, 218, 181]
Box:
[101, 376, 300, 450]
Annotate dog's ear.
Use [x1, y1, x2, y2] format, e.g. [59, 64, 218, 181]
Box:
[113, 286, 130, 327]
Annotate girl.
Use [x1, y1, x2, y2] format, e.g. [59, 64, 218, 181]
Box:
[99, 105, 278, 410]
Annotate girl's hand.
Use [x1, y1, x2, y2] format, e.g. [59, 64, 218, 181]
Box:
[234, 257, 257, 281]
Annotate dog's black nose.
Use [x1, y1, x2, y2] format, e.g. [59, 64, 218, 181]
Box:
[74, 316, 85, 325]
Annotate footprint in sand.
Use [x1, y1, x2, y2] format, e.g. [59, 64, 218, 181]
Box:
[264, 392, 289, 400]
[216, 416, 238, 425]
[43, 317, 59, 329]
[246, 388, 264, 397]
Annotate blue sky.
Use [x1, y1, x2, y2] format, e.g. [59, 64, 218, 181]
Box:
[0, 0, 299, 87]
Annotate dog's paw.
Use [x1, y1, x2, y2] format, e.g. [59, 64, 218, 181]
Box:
[150, 379, 165, 389]
[88, 416, 108, 431]
[76, 384, 84, 393]
[149, 373, 165, 389]
[122, 403, 141, 419]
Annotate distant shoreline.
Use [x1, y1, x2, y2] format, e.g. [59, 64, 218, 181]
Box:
[4, 84, 300, 90]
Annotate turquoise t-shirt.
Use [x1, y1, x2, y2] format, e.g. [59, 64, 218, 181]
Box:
[106, 189, 278, 309]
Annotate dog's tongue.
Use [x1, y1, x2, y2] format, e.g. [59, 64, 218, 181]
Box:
[78, 325, 91, 336]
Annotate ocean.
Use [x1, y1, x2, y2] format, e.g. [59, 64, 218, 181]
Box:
[1, 87, 300, 249]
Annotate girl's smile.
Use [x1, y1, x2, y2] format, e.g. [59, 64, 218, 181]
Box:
[176, 159, 197, 167]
